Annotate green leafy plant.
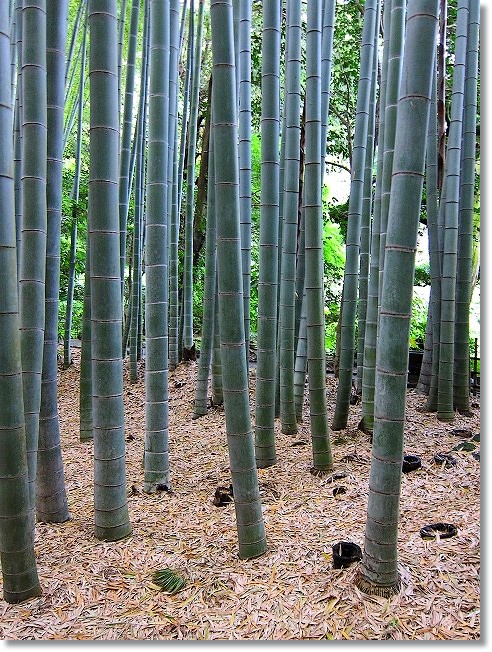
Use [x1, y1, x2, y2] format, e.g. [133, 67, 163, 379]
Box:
[152, 568, 187, 595]
[413, 262, 430, 286]
[409, 293, 428, 350]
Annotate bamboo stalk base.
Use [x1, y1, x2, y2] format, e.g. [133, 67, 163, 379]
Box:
[355, 570, 401, 598]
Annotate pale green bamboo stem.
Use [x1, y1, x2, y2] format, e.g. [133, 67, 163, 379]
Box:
[64, 6, 88, 369]
[238, 0, 252, 361]
[169, 1, 192, 368]
[356, 0, 438, 597]
[360, 0, 391, 434]
[13, 0, 22, 278]
[167, 0, 182, 371]
[424, 66, 442, 411]
[279, 0, 302, 436]
[211, 285, 223, 406]
[255, 0, 281, 468]
[79, 235, 93, 441]
[118, 0, 140, 305]
[183, 0, 205, 352]
[437, 0, 468, 422]
[211, 0, 267, 560]
[129, 0, 149, 383]
[0, 2, 42, 602]
[332, 0, 377, 430]
[65, 0, 86, 83]
[64, 40, 83, 111]
[294, 202, 306, 352]
[356, 8, 379, 395]
[453, 0, 479, 414]
[19, 0, 47, 518]
[321, 0, 336, 154]
[37, 0, 70, 524]
[88, 0, 131, 540]
[117, 0, 128, 125]
[144, 0, 171, 493]
[193, 124, 216, 418]
[9, 0, 16, 107]
[304, 0, 332, 470]
[378, 0, 406, 301]
[417, 298, 434, 394]
[294, 290, 308, 421]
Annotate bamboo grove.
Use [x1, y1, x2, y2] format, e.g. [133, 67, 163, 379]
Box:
[0, 0, 479, 603]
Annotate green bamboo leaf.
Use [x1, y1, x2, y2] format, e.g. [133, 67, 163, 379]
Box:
[151, 569, 187, 594]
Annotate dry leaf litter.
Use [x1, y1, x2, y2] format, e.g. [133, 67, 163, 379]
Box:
[0, 350, 480, 640]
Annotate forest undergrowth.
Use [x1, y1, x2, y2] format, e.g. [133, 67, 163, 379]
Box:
[0, 349, 480, 640]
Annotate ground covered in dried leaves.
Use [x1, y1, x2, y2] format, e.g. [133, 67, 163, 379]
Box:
[0, 351, 480, 640]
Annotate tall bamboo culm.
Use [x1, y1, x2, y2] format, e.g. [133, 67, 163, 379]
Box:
[356, 0, 438, 597]
[0, 0, 42, 602]
[332, 0, 378, 430]
[19, 0, 48, 519]
[278, 0, 302, 436]
[193, 116, 217, 418]
[361, 0, 392, 433]
[304, 0, 332, 471]
[118, 0, 140, 310]
[88, 0, 131, 540]
[254, 0, 281, 468]
[424, 67, 442, 410]
[37, 0, 70, 524]
[13, 0, 22, 280]
[182, 0, 205, 354]
[210, 0, 267, 560]
[79, 237, 93, 441]
[238, 0, 252, 362]
[169, 0, 192, 369]
[437, 0, 469, 422]
[356, 7, 379, 394]
[378, 0, 406, 297]
[63, 5, 88, 369]
[129, 0, 149, 383]
[454, 0, 479, 413]
[144, 0, 171, 493]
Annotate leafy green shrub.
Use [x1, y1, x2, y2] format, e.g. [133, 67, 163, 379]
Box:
[409, 293, 428, 350]
[413, 262, 430, 286]
[324, 318, 339, 355]
[58, 291, 84, 341]
[322, 208, 345, 353]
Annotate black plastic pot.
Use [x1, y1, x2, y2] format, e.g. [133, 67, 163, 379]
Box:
[420, 523, 458, 540]
[402, 454, 422, 473]
[213, 485, 233, 507]
[332, 541, 362, 569]
[433, 453, 457, 468]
